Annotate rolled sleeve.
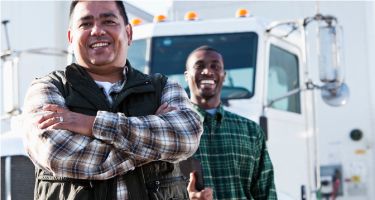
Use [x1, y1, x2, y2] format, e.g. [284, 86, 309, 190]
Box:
[22, 77, 135, 180]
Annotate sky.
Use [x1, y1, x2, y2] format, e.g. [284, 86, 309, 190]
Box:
[126, 0, 172, 15]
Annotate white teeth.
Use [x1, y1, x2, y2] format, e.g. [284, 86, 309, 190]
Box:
[200, 80, 215, 84]
[91, 42, 109, 48]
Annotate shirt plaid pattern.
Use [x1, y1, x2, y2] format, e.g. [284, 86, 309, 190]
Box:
[22, 72, 203, 199]
[192, 105, 277, 200]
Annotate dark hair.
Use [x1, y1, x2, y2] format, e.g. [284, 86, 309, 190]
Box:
[185, 45, 221, 70]
[69, 0, 129, 25]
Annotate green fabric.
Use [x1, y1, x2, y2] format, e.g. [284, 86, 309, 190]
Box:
[193, 105, 277, 200]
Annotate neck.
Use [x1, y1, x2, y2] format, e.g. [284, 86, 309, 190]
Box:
[76, 59, 127, 83]
[86, 67, 124, 83]
[191, 96, 220, 109]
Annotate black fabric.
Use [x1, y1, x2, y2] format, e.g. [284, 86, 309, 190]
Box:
[35, 168, 114, 200]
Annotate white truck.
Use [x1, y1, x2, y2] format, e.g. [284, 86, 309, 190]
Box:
[1, 1, 374, 200]
[127, 9, 367, 200]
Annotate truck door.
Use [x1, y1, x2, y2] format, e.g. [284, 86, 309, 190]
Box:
[264, 38, 311, 200]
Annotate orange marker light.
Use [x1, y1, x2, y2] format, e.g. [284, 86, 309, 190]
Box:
[236, 8, 249, 18]
[154, 15, 167, 22]
[131, 18, 142, 26]
[184, 11, 198, 21]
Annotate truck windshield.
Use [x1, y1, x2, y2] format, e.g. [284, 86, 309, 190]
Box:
[129, 32, 258, 99]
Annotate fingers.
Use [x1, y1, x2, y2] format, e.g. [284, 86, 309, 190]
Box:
[36, 104, 66, 129]
[187, 172, 197, 192]
[38, 115, 63, 129]
[189, 188, 213, 200]
[188, 172, 213, 200]
[37, 110, 63, 124]
[202, 188, 213, 199]
[42, 104, 65, 113]
[155, 103, 177, 115]
[156, 102, 168, 115]
[165, 106, 177, 112]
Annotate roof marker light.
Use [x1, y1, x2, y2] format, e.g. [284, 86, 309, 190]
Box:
[154, 14, 167, 23]
[184, 11, 198, 21]
[236, 8, 249, 18]
[131, 18, 142, 26]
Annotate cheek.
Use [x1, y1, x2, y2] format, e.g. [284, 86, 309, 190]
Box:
[116, 30, 127, 43]
[186, 75, 196, 87]
[191, 73, 199, 84]
[219, 73, 226, 82]
[73, 33, 87, 48]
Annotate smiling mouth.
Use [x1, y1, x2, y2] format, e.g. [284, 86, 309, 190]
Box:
[199, 80, 216, 89]
[90, 42, 110, 49]
[200, 80, 215, 85]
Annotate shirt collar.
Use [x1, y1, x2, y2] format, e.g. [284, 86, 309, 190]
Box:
[115, 59, 131, 92]
[192, 103, 225, 123]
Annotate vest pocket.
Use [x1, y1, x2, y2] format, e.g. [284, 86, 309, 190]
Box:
[146, 176, 189, 200]
[35, 173, 114, 200]
[35, 180, 92, 200]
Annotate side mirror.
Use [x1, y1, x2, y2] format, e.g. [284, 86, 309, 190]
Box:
[321, 82, 349, 107]
[221, 86, 252, 100]
[318, 17, 349, 106]
[318, 23, 344, 83]
[185, 86, 252, 101]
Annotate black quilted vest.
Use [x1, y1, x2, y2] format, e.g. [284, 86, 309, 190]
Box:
[34, 62, 190, 200]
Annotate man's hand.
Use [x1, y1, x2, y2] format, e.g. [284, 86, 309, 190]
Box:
[187, 172, 213, 200]
[37, 104, 95, 137]
[155, 102, 177, 115]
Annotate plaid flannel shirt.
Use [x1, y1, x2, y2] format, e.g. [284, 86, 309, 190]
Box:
[192, 105, 277, 200]
[22, 72, 203, 199]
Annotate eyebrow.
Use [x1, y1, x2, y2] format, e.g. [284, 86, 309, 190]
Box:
[78, 12, 119, 21]
[100, 12, 118, 19]
[211, 60, 221, 64]
[194, 60, 204, 65]
[195, 60, 221, 64]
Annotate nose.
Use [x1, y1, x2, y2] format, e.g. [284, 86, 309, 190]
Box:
[91, 23, 105, 36]
[201, 67, 213, 76]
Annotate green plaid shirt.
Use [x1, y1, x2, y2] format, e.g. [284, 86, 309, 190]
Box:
[193, 104, 277, 200]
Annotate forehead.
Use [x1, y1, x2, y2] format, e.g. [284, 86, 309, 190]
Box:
[189, 50, 223, 63]
[72, 1, 120, 21]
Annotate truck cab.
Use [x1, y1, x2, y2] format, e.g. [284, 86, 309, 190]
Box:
[128, 13, 318, 199]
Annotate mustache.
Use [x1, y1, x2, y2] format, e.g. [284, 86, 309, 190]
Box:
[88, 36, 111, 43]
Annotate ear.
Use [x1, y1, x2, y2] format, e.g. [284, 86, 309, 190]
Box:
[126, 24, 133, 46]
[68, 29, 73, 44]
[184, 70, 189, 82]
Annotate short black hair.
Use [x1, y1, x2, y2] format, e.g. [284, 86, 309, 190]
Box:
[69, 0, 129, 25]
[185, 45, 221, 70]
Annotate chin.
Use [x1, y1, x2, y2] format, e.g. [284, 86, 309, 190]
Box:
[200, 89, 215, 96]
[89, 59, 113, 66]
[200, 93, 216, 99]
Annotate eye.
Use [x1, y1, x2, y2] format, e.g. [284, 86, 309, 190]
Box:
[211, 63, 222, 71]
[104, 20, 116, 25]
[79, 22, 92, 29]
[194, 64, 204, 70]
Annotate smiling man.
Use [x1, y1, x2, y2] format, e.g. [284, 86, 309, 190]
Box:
[184, 46, 277, 199]
[22, 1, 202, 199]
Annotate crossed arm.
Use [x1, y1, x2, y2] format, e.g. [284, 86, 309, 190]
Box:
[22, 77, 203, 180]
